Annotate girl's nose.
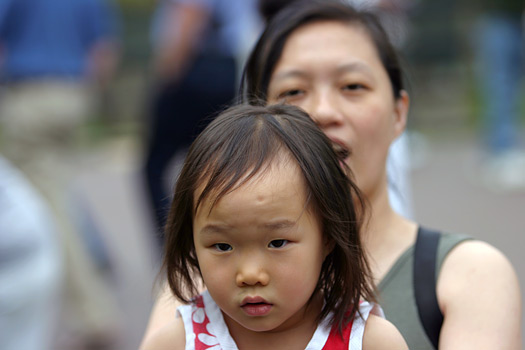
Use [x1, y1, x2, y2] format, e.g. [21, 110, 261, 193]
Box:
[235, 256, 270, 287]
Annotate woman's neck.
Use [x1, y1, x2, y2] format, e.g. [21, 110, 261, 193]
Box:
[362, 179, 418, 283]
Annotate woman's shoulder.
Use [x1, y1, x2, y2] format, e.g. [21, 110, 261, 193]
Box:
[440, 238, 517, 282]
[139, 317, 186, 350]
[436, 239, 521, 347]
[362, 314, 408, 350]
[439, 238, 519, 296]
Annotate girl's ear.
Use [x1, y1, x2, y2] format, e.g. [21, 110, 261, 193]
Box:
[392, 90, 409, 141]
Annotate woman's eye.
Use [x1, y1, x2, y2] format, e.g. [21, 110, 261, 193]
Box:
[279, 89, 303, 98]
[268, 239, 288, 248]
[343, 83, 365, 91]
[214, 243, 232, 252]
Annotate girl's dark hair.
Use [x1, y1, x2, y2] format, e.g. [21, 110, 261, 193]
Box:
[163, 103, 375, 330]
[242, 0, 404, 103]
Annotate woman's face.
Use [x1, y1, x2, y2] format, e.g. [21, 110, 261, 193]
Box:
[267, 20, 408, 200]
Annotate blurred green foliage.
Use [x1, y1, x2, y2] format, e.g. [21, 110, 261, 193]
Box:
[117, 0, 155, 12]
[115, 0, 156, 67]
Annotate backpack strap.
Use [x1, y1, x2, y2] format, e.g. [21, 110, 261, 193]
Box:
[413, 226, 443, 349]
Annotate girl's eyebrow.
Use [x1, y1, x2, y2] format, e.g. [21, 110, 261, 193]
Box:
[262, 219, 297, 231]
[199, 220, 297, 235]
[199, 224, 231, 235]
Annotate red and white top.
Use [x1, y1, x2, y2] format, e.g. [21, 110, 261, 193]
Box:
[177, 291, 382, 350]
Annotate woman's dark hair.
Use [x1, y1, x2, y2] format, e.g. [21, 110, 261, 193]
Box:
[258, 0, 301, 23]
[242, 0, 404, 103]
[163, 103, 375, 330]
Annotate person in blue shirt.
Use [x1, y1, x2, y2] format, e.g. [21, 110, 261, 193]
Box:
[0, 0, 118, 83]
[0, 0, 121, 348]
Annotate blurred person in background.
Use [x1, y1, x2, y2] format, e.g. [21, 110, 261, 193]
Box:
[144, 0, 260, 242]
[0, 0, 122, 348]
[346, 0, 414, 48]
[0, 156, 63, 350]
[471, 0, 525, 191]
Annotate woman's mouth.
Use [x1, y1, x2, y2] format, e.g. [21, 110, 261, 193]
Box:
[332, 141, 350, 161]
[241, 297, 273, 316]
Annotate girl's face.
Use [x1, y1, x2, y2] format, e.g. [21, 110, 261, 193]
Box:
[267, 20, 408, 200]
[193, 159, 330, 334]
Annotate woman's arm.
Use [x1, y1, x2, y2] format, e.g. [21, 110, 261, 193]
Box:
[140, 283, 182, 347]
[363, 314, 408, 350]
[139, 317, 186, 350]
[437, 241, 522, 349]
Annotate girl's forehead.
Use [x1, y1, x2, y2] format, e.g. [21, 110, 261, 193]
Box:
[193, 152, 305, 209]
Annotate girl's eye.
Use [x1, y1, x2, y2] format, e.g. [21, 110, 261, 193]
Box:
[214, 243, 232, 252]
[268, 239, 288, 248]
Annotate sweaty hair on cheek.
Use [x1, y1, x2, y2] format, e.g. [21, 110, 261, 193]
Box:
[161, 103, 376, 331]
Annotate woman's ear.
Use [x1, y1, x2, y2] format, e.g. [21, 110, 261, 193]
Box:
[392, 90, 409, 140]
[323, 237, 335, 259]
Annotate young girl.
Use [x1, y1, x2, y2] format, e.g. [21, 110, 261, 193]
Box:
[142, 104, 407, 350]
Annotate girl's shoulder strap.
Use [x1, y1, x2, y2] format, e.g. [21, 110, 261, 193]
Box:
[321, 302, 380, 350]
[191, 291, 239, 350]
[177, 293, 223, 350]
[176, 299, 196, 350]
[348, 302, 382, 350]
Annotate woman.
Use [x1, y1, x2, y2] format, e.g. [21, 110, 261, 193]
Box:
[141, 1, 521, 349]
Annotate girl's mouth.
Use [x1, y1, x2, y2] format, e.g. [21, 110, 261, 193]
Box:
[241, 297, 273, 317]
[241, 302, 272, 316]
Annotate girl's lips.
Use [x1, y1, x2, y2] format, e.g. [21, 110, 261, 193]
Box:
[241, 296, 267, 305]
[241, 296, 273, 317]
[241, 303, 272, 316]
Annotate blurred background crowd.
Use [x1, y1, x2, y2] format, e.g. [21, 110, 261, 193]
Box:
[0, 0, 523, 349]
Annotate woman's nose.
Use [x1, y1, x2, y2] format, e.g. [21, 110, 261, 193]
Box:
[235, 255, 270, 287]
[308, 91, 344, 128]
